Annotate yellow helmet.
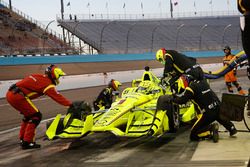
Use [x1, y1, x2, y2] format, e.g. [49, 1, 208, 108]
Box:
[45, 64, 66, 85]
[109, 79, 122, 91]
[156, 48, 166, 64]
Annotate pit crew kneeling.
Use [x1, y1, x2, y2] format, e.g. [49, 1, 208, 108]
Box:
[157, 74, 237, 142]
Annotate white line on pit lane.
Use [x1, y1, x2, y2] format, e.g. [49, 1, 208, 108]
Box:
[0, 97, 49, 107]
[0, 117, 56, 135]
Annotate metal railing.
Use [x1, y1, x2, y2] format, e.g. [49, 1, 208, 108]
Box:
[1, 0, 62, 40]
[59, 10, 241, 21]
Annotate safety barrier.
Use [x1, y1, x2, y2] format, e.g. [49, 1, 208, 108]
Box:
[0, 50, 240, 66]
[0, 63, 224, 98]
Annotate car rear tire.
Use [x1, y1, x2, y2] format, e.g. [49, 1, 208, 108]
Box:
[167, 104, 180, 133]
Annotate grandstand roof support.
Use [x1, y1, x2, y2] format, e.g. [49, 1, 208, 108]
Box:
[125, 23, 136, 54]
[222, 24, 231, 47]
[199, 24, 208, 50]
[176, 24, 185, 50]
[100, 21, 116, 53]
[67, 30, 71, 46]
[60, 0, 67, 43]
[170, 0, 173, 18]
[151, 23, 161, 52]
[9, 0, 12, 10]
[42, 20, 55, 55]
[60, 0, 64, 19]
[79, 38, 82, 53]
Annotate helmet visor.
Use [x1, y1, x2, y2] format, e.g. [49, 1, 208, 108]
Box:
[158, 58, 165, 65]
[54, 68, 66, 79]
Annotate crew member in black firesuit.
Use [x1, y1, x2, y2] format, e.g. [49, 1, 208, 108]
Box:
[238, 0, 250, 79]
[157, 75, 237, 142]
[93, 79, 122, 111]
[155, 48, 204, 85]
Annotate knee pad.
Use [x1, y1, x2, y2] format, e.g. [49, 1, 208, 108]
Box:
[30, 112, 42, 126]
[22, 117, 30, 122]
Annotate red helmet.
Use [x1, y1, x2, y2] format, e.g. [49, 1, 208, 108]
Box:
[108, 79, 122, 91]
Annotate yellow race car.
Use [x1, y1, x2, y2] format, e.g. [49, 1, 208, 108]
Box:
[46, 70, 196, 140]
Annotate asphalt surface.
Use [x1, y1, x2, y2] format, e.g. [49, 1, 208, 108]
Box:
[0, 59, 250, 167]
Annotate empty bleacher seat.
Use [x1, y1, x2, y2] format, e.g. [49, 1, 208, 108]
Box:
[59, 15, 241, 54]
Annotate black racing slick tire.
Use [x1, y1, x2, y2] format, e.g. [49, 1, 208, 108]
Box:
[243, 100, 250, 132]
[167, 104, 180, 133]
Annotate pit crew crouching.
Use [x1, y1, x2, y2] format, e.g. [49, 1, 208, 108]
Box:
[157, 74, 237, 142]
[93, 79, 122, 111]
[6, 64, 73, 149]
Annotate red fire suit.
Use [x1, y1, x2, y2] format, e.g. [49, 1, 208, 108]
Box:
[6, 74, 72, 143]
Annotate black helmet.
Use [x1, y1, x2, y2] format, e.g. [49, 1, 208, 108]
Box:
[223, 45, 231, 51]
[144, 66, 150, 71]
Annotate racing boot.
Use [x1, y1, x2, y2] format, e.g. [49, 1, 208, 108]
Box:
[19, 139, 23, 146]
[238, 89, 246, 95]
[229, 126, 237, 136]
[210, 123, 219, 143]
[21, 141, 41, 150]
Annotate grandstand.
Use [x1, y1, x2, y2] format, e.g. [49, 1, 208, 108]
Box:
[0, 1, 74, 56]
[0, 0, 242, 56]
[59, 15, 242, 54]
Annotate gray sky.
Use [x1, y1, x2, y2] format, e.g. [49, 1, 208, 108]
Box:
[5, 0, 238, 34]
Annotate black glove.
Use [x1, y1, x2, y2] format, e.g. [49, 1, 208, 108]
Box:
[160, 77, 169, 86]
[156, 95, 173, 111]
[68, 101, 92, 119]
[168, 76, 179, 87]
[112, 91, 120, 96]
[68, 102, 78, 114]
[163, 73, 168, 78]
[81, 102, 92, 115]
